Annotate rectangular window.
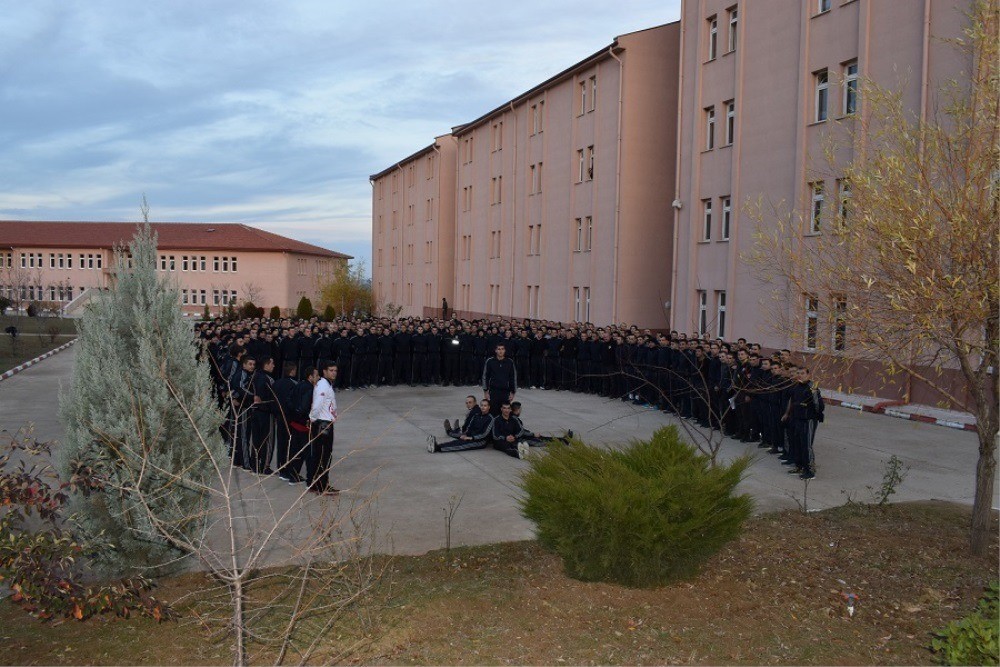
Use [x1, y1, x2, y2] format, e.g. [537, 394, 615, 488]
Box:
[586, 145, 594, 180]
[815, 69, 829, 122]
[716, 291, 727, 338]
[725, 101, 735, 145]
[578, 80, 587, 116]
[837, 178, 852, 224]
[491, 122, 503, 151]
[231, 257, 237, 272]
[833, 295, 847, 351]
[19, 253, 26, 268]
[213, 256, 220, 272]
[199, 289, 206, 305]
[222, 257, 229, 272]
[728, 7, 738, 52]
[706, 106, 716, 150]
[49, 253, 56, 269]
[844, 61, 859, 115]
[530, 164, 537, 194]
[805, 295, 819, 350]
[702, 200, 713, 241]
[230, 290, 237, 304]
[535, 224, 541, 256]
[182, 289, 189, 305]
[588, 75, 597, 112]
[583, 286, 591, 321]
[818, 0, 831, 12]
[182, 256, 189, 271]
[95, 255, 102, 269]
[536, 162, 542, 193]
[67, 254, 72, 269]
[698, 291, 708, 335]
[708, 16, 718, 60]
[200, 256, 207, 271]
[573, 287, 581, 322]
[213, 289, 220, 306]
[721, 196, 732, 240]
[574, 218, 583, 252]
[585, 216, 593, 251]
[577, 149, 585, 182]
[810, 181, 825, 233]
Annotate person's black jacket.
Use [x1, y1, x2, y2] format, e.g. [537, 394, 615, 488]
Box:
[482, 356, 517, 393]
[491, 415, 525, 442]
[465, 412, 494, 442]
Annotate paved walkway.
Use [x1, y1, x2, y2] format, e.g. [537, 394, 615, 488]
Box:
[1, 346, 995, 561]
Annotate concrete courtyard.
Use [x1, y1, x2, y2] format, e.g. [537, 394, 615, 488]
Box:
[1, 345, 995, 560]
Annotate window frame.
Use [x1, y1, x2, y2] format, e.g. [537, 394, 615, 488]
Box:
[815, 69, 829, 122]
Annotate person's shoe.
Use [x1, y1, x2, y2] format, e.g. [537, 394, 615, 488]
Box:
[788, 467, 802, 475]
[767, 447, 780, 454]
[567, 429, 574, 439]
[799, 470, 816, 480]
[517, 441, 530, 460]
[443, 419, 452, 433]
[426, 435, 438, 453]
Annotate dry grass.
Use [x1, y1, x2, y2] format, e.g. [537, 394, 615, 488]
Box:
[2, 501, 996, 665]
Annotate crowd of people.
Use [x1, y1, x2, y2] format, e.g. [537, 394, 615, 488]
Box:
[197, 313, 825, 493]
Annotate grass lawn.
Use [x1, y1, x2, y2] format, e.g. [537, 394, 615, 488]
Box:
[0, 315, 77, 372]
[1, 501, 996, 665]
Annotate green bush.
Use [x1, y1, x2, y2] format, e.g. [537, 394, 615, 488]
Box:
[519, 426, 753, 587]
[269, 305, 281, 320]
[296, 296, 313, 319]
[323, 304, 336, 321]
[931, 581, 999, 665]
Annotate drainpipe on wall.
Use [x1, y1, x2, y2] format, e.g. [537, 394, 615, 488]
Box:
[670, 17, 687, 331]
[608, 45, 624, 325]
[431, 142, 442, 317]
[509, 101, 517, 318]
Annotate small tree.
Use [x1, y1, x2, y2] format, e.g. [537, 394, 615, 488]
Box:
[318, 260, 373, 317]
[748, 1, 997, 555]
[25, 302, 38, 317]
[296, 295, 314, 319]
[0, 295, 10, 315]
[240, 301, 259, 319]
[323, 304, 336, 321]
[269, 305, 281, 320]
[202, 303, 211, 321]
[59, 224, 224, 575]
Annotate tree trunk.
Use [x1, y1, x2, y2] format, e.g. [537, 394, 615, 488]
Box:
[970, 426, 998, 556]
[232, 578, 245, 667]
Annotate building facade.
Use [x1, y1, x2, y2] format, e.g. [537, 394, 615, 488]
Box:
[671, 0, 969, 349]
[0, 221, 351, 316]
[371, 23, 681, 327]
[370, 134, 458, 318]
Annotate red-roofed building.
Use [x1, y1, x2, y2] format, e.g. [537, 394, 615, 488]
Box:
[0, 221, 351, 316]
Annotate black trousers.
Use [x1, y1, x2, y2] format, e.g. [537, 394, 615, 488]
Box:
[529, 356, 544, 388]
[460, 353, 476, 384]
[488, 388, 509, 416]
[394, 354, 412, 385]
[307, 421, 335, 492]
[248, 411, 273, 473]
[427, 354, 441, 384]
[437, 436, 489, 453]
[442, 354, 460, 385]
[276, 424, 307, 479]
[376, 354, 393, 385]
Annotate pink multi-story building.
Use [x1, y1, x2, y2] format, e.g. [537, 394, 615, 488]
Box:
[370, 134, 458, 318]
[671, 0, 969, 349]
[0, 221, 351, 316]
[372, 23, 681, 326]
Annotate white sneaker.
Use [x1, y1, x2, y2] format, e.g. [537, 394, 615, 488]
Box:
[426, 435, 437, 453]
[517, 441, 530, 459]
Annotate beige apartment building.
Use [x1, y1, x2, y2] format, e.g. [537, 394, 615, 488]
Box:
[671, 0, 969, 349]
[371, 23, 681, 326]
[0, 221, 351, 316]
[370, 134, 458, 318]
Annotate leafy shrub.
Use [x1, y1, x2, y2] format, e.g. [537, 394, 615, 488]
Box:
[26, 302, 39, 317]
[296, 296, 314, 319]
[323, 304, 336, 321]
[0, 427, 171, 622]
[931, 581, 999, 665]
[202, 304, 211, 321]
[269, 305, 281, 319]
[240, 301, 259, 319]
[0, 295, 11, 314]
[519, 426, 753, 587]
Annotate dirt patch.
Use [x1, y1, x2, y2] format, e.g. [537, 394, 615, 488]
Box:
[1, 501, 996, 665]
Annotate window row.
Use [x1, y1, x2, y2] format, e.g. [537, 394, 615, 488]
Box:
[696, 290, 728, 338]
[158, 255, 237, 273]
[804, 293, 848, 352]
[1, 284, 84, 303]
[704, 101, 736, 150]
[706, 7, 738, 61]
[807, 178, 851, 234]
[577, 74, 597, 116]
[701, 196, 733, 242]
[814, 61, 858, 122]
[572, 286, 592, 323]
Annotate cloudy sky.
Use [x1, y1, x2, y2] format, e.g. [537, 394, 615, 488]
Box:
[1, 1, 680, 271]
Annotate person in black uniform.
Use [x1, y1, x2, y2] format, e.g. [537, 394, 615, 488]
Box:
[427, 399, 494, 453]
[363, 325, 379, 388]
[426, 325, 442, 385]
[491, 402, 528, 457]
[331, 328, 353, 389]
[394, 326, 413, 386]
[249, 356, 278, 474]
[442, 325, 461, 386]
[781, 366, 824, 479]
[459, 327, 476, 385]
[229, 355, 257, 469]
[279, 329, 299, 378]
[472, 329, 489, 384]
[411, 325, 429, 385]
[376, 325, 395, 385]
[482, 343, 517, 416]
[296, 328, 316, 378]
[350, 325, 367, 387]
[443, 395, 479, 438]
[272, 362, 302, 483]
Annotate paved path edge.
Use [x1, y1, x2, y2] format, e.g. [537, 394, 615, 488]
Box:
[0, 338, 78, 382]
[826, 396, 977, 432]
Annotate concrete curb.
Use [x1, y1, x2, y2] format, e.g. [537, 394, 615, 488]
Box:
[0, 338, 78, 382]
[826, 396, 977, 432]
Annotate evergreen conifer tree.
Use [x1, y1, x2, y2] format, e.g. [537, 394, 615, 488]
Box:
[60, 225, 224, 576]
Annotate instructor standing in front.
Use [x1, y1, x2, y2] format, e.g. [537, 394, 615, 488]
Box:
[482, 343, 517, 417]
[308, 361, 339, 495]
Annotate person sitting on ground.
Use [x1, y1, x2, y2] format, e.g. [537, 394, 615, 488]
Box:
[428, 399, 494, 453]
[510, 402, 573, 447]
[491, 402, 529, 458]
[444, 395, 478, 438]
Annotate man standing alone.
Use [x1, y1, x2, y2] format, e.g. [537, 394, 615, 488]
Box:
[482, 343, 517, 417]
[308, 361, 339, 495]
